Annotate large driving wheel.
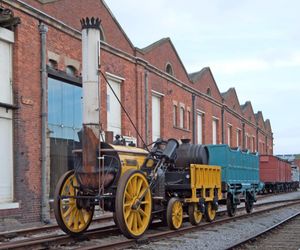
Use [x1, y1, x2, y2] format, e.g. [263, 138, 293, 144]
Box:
[188, 203, 203, 225]
[167, 198, 183, 230]
[226, 194, 237, 217]
[205, 202, 216, 222]
[54, 170, 94, 235]
[115, 169, 152, 239]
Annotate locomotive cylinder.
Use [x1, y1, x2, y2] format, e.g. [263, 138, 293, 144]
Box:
[175, 139, 209, 169]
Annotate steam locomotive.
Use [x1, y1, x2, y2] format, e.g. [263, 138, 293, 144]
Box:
[54, 137, 260, 239]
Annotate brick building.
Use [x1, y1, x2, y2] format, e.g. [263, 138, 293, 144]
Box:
[0, 0, 273, 223]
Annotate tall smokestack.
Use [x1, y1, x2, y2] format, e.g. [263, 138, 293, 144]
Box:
[80, 17, 101, 187]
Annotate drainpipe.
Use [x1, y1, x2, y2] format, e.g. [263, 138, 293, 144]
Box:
[39, 22, 50, 223]
[221, 106, 225, 144]
[242, 122, 245, 150]
[144, 70, 149, 145]
[192, 94, 196, 144]
[256, 127, 259, 153]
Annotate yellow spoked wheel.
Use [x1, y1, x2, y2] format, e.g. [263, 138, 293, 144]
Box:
[188, 203, 203, 225]
[205, 202, 216, 222]
[167, 198, 183, 230]
[54, 170, 94, 235]
[115, 169, 152, 239]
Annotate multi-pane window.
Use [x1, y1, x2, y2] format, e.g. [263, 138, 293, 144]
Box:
[197, 113, 203, 144]
[48, 77, 82, 198]
[173, 105, 177, 126]
[107, 77, 122, 137]
[152, 95, 161, 142]
[187, 110, 191, 130]
[0, 27, 14, 203]
[236, 129, 241, 147]
[180, 107, 184, 128]
[212, 119, 218, 144]
[227, 125, 232, 146]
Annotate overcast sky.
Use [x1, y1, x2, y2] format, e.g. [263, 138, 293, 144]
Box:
[105, 0, 300, 155]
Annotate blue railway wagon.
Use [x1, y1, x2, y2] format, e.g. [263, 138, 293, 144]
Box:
[206, 144, 262, 216]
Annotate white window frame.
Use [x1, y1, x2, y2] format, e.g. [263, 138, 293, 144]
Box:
[212, 117, 219, 144]
[227, 123, 232, 147]
[151, 91, 163, 142]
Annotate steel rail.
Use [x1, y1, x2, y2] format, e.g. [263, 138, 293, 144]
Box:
[77, 199, 300, 250]
[0, 198, 299, 249]
[226, 211, 300, 249]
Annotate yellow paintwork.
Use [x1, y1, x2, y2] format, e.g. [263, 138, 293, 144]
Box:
[60, 173, 93, 233]
[185, 164, 222, 203]
[110, 145, 148, 176]
[171, 200, 183, 229]
[206, 202, 216, 220]
[122, 171, 152, 237]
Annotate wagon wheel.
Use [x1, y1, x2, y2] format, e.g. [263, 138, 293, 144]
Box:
[226, 195, 237, 217]
[205, 202, 216, 222]
[188, 203, 203, 225]
[115, 169, 152, 239]
[167, 198, 183, 230]
[54, 170, 94, 235]
[245, 197, 253, 213]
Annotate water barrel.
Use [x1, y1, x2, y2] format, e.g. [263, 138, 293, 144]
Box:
[175, 139, 208, 169]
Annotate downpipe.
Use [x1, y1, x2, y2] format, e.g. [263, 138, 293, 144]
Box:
[39, 22, 50, 223]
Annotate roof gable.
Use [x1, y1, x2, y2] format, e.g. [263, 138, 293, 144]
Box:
[241, 101, 256, 123]
[255, 111, 265, 130]
[139, 38, 190, 83]
[221, 88, 243, 115]
[264, 119, 272, 133]
[189, 67, 223, 102]
[27, 0, 134, 54]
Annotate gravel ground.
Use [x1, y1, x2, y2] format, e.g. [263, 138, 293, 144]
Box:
[136, 203, 300, 250]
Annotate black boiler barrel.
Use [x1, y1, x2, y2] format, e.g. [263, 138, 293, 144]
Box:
[175, 139, 209, 169]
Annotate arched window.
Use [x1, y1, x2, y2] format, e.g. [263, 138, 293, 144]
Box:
[187, 110, 191, 130]
[166, 63, 174, 76]
[48, 59, 58, 70]
[206, 88, 211, 96]
[173, 105, 177, 126]
[180, 107, 185, 128]
[66, 65, 77, 76]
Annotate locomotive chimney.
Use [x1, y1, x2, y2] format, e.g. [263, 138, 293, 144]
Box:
[80, 17, 101, 186]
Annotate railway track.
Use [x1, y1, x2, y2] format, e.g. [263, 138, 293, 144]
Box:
[1, 198, 299, 249]
[228, 211, 300, 249]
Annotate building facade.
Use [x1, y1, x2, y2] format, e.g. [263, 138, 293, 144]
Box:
[0, 0, 273, 223]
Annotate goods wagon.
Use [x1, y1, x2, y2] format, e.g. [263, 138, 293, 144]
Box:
[291, 165, 299, 189]
[206, 145, 262, 216]
[260, 155, 297, 192]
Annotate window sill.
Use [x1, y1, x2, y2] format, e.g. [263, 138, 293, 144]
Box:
[173, 126, 191, 133]
[0, 202, 20, 210]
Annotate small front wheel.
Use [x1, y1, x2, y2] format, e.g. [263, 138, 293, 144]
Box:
[167, 198, 183, 230]
[245, 197, 253, 213]
[188, 203, 203, 225]
[205, 202, 216, 222]
[226, 195, 237, 217]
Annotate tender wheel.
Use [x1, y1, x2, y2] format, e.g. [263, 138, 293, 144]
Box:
[167, 198, 183, 230]
[245, 198, 253, 213]
[226, 195, 237, 217]
[54, 170, 94, 235]
[188, 203, 203, 225]
[205, 202, 216, 222]
[115, 169, 152, 239]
